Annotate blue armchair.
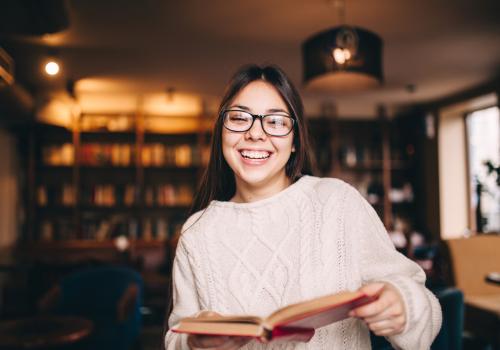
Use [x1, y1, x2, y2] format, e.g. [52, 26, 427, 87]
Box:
[39, 266, 143, 350]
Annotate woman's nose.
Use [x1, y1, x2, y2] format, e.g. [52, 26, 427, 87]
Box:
[245, 118, 266, 140]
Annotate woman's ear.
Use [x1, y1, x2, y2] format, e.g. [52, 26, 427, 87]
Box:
[291, 145, 296, 152]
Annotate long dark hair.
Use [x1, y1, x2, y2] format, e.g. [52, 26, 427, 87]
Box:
[189, 64, 314, 215]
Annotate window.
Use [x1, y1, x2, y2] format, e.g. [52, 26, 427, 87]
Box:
[466, 106, 500, 233]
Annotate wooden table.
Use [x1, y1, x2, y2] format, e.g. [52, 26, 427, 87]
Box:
[485, 272, 500, 285]
[0, 315, 93, 349]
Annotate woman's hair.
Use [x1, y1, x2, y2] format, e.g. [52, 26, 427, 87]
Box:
[189, 64, 315, 214]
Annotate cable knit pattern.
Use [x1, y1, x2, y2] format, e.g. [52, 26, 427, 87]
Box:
[165, 176, 442, 350]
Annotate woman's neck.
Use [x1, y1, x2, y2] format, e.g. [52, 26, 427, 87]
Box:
[231, 174, 292, 203]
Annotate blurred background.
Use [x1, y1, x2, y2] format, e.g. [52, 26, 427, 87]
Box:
[0, 1, 499, 349]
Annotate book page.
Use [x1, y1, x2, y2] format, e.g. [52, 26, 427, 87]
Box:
[172, 321, 263, 338]
[180, 315, 263, 325]
[264, 291, 372, 329]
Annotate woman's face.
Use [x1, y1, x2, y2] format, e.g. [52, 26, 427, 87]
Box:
[222, 80, 295, 192]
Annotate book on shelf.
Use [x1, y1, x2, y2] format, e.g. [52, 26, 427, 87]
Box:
[42, 143, 74, 166]
[37, 184, 76, 206]
[143, 184, 194, 207]
[171, 290, 377, 343]
[175, 144, 192, 167]
[80, 143, 133, 166]
[142, 143, 198, 167]
[80, 114, 134, 132]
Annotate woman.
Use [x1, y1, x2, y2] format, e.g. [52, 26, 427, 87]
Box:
[165, 64, 442, 349]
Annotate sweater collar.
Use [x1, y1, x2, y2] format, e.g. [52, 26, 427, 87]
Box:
[210, 175, 315, 209]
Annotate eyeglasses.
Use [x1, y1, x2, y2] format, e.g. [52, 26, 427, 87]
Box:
[222, 109, 295, 136]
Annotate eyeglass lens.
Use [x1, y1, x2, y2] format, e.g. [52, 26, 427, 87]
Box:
[223, 110, 293, 136]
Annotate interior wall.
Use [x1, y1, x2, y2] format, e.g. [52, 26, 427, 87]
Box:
[438, 93, 497, 239]
[0, 127, 19, 248]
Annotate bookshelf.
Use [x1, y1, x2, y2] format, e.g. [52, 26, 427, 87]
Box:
[308, 115, 418, 230]
[28, 113, 210, 247]
[28, 110, 420, 248]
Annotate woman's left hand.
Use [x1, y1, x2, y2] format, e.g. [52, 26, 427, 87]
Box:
[349, 282, 406, 337]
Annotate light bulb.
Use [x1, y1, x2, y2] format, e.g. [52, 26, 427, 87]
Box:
[333, 48, 346, 64]
[114, 235, 130, 252]
[45, 61, 60, 76]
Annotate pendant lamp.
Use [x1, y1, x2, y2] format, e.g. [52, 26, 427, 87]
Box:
[303, 26, 383, 92]
[302, 1, 383, 92]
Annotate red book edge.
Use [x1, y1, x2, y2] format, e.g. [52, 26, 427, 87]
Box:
[272, 293, 378, 329]
[171, 327, 315, 343]
[266, 326, 315, 343]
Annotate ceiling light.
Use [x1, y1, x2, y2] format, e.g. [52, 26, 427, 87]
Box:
[302, 1, 383, 92]
[45, 60, 60, 76]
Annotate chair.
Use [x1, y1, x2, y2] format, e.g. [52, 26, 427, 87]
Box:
[444, 235, 500, 348]
[39, 266, 143, 350]
[431, 287, 464, 350]
[371, 287, 464, 350]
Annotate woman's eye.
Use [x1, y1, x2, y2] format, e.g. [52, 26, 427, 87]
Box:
[267, 117, 286, 127]
[231, 116, 245, 121]
[229, 114, 249, 123]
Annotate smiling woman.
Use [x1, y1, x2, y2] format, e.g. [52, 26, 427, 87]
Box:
[164, 65, 442, 350]
[188, 65, 314, 212]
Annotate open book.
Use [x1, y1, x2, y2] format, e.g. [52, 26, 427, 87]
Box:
[171, 290, 378, 343]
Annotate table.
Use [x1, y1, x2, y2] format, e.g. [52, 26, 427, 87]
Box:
[485, 272, 500, 285]
[0, 315, 93, 349]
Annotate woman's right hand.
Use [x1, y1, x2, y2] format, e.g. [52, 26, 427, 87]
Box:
[186, 311, 250, 350]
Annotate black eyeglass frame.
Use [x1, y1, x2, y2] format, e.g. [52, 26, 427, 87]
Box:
[221, 109, 296, 137]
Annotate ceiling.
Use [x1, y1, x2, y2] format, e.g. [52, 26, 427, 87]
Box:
[1, 0, 500, 118]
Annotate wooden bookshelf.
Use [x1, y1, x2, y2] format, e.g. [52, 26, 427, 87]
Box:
[308, 113, 418, 230]
[27, 113, 210, 246]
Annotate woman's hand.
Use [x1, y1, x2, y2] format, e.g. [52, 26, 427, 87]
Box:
[187, 311, 251, 350]
[349, 282, 406, 337]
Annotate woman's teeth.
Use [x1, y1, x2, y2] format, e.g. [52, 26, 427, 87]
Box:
[240, 150, 270, 159]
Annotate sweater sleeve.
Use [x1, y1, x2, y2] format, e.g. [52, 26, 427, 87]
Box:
[345, 186, 442, 350]
[164, 236, 201, 350]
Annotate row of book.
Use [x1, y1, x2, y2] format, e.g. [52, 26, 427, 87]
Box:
[80, 114, 134, 132]
[144, 184, 194, 207]
[37, 184, 76, 206]
[37, 183, 194, 207]
[39, 218, 75, 241]
[80, 143, 134, 166]
[80, 184, 136, 207]
[39, 216, 184, 242]
[141, 143, 209, 167]
[42, 143, 210, 167]
[42, 143, 75, 166]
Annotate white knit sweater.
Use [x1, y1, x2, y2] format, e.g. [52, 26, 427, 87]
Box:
[165, 176, 442, 350]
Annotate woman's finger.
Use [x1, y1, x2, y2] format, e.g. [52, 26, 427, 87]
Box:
[351, 294, 388, 318]
[373, 327, 398, 337]
[367, 318, 394, 332]
[368, 315, 406, 335]
[362, 302, 403, 323]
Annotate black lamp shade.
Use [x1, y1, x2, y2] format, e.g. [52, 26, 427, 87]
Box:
[302, 26, 383, 92]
